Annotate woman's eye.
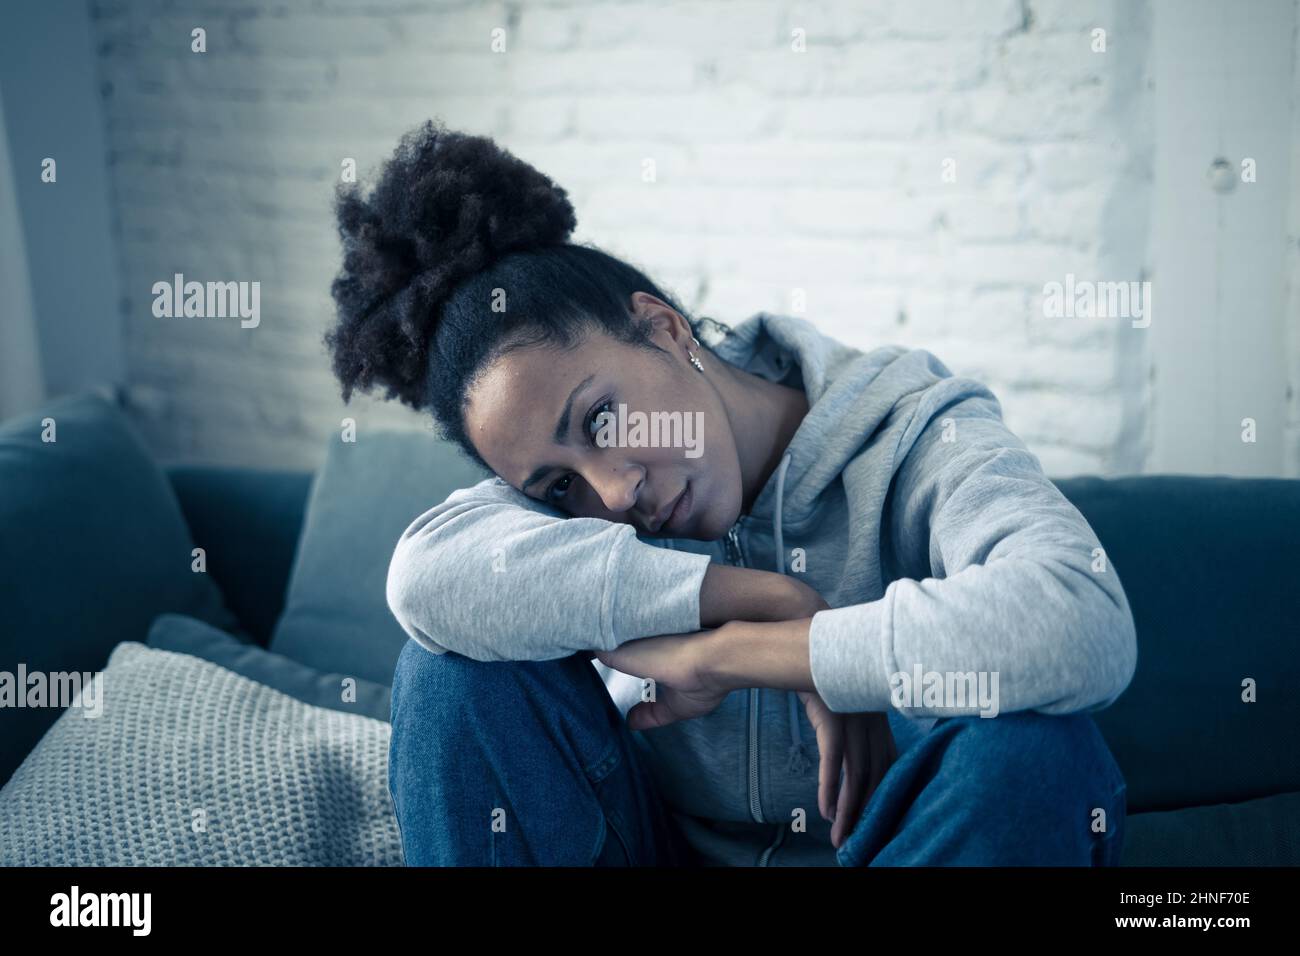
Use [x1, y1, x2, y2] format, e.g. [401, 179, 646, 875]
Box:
[548, 397, 615, 504]
[588, 399, 614, 442]
[546, 474, 574, 503]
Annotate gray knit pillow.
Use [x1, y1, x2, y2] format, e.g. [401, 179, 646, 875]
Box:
[0, 642, 402, 866]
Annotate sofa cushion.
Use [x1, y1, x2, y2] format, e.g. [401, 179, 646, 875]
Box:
[148, 613, 391, 721]
[1056, 476, 1300, 814]
[1122, 792, 1300, 865]
[0, 642, 402, 865]
[269, 430, 490, 685]
[166, 465, 314, 646]
[0, 391, 240, 785]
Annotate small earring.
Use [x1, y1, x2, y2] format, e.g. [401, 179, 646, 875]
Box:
[688, 349, 705, 373]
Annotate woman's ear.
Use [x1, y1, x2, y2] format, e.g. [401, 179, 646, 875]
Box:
[630, 291, 692, 345]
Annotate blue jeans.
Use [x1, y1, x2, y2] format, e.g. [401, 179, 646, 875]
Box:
[388, 640, 1128, 866]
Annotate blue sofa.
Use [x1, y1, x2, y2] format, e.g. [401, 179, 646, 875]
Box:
[162, 462, 1300, 866]
[2, 391, 1297, 865]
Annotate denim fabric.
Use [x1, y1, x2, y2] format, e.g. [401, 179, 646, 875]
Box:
[390, 639, 1127, 867]
[389, 640, 691, 866]
[834, 709, 1127, 866]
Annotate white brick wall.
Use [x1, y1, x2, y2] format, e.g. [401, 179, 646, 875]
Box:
[89, 0, 1163, 476]
[1288, 0, 1300, 477]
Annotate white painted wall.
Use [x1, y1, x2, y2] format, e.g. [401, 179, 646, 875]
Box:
[1147, 0, 1296, 477]
[1288, 0, 1300, 478]
[65, 0, 1298, 477]
[0, 0, 122, 407]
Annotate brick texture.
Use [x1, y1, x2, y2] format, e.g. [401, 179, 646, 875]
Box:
[90, 0, 1166, 476]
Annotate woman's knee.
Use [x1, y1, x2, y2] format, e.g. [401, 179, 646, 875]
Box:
[920, 712, 1125, 863]
[936, 711, 1126, 819]
[389, 641, 618, 769]
[942, 711, 1116, 770]
[392, 641, 586, 721]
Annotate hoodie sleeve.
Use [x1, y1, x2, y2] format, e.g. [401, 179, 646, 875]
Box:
[807, 360, 1138, 717]
[385, 477, 714, 662]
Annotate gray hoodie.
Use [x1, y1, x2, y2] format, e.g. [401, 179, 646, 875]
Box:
[385, 312, 1138, 866]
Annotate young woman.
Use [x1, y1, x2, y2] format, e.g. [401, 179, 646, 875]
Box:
[326, 120, 1136, 867]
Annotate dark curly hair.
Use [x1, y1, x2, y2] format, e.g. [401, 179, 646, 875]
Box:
[325, 119, 709, 472]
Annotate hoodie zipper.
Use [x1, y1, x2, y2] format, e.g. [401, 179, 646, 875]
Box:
[725, 523, 765, 825]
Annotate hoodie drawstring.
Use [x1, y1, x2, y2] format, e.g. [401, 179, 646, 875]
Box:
[772, 451, 813, 775]
[773, 450, 791, 576]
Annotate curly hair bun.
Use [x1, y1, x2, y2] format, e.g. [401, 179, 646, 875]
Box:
[326, 119, 577, 408]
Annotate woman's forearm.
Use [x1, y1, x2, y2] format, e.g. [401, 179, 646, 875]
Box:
[695, 565, 828, 693]
[698, 563, 825, 628]
[704, 617, 818, 693]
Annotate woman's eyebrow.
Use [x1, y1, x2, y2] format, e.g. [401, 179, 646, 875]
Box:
[521, 373, 595, 493]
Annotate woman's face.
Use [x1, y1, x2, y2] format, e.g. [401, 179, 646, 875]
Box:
[462, 296, 743, 541]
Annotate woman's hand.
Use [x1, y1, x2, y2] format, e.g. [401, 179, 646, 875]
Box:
[798, 691, 899, 848]
[594, 631, 732, 730]
[595, 605, 900, 848]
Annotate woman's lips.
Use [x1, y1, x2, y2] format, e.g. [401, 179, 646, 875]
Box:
[663, 481, 693, 534]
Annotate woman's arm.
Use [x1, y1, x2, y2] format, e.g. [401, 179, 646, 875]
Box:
[605, 360, 1139, 722]
[386, 477, 714, 662]
[699, 570, 834, 687]
[806, 362, 1139, 718]
[698, 562, 828, 628]
[387, 465, 834, 664]
[705, 616, 818, 692]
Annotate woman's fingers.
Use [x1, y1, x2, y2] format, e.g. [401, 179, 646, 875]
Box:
[816, 717, 843, 824]
[831, 714, 872, 847]
[800, 694, 900, 846]
[800, 692, 843, 823]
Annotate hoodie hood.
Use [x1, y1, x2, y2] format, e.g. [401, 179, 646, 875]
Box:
[705, 311, 910, 536]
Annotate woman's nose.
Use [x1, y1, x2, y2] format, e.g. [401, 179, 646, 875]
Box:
[587, 465, 642, 514]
